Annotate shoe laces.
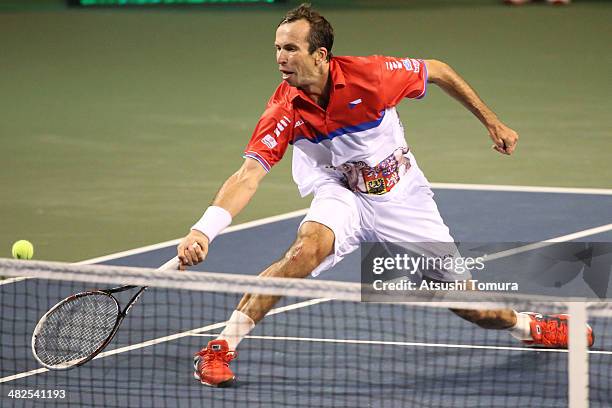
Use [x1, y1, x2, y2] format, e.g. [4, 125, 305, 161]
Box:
[540, 317, 567, 344]
[197, 348, 236, 368]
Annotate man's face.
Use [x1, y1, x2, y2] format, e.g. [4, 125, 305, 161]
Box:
[275, 19, 319, 88]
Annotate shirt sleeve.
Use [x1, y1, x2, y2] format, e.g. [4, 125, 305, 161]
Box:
[376, 56, 428, 107]
[243, 105, 292, 172]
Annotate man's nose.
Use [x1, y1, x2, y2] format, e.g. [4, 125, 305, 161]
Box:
[277, 50, 287, 64]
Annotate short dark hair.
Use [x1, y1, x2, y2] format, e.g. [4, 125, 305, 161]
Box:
[278, 3, 334, 61]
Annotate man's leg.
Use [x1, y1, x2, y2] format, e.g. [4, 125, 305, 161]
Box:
[222, 220, 335, 345]
[451, 308, 517, 329]
[421, 278, 528, 337]
[370, 170, 592, 348]
[442, 280, 590, 346]
[193, 221, 335, 387]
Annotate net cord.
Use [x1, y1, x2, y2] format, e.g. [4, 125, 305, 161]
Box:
[1, 258, 611, 315]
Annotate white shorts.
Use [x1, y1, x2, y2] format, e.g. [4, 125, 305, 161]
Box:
[301, 167, 468, 282]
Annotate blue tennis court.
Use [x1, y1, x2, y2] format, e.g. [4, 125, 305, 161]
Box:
[1, 186, 611, 407]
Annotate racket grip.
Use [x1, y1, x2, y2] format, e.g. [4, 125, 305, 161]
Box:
[161, 242, 200, 271]
[158, 257, 180, 271]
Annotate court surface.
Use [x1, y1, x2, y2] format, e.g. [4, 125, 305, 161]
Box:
[2, 186, 612, 407]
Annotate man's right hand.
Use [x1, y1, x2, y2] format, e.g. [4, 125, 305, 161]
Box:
[177, 230, 210, 269]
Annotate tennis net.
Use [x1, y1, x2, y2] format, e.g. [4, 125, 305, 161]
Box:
[0, 258, 610, 407]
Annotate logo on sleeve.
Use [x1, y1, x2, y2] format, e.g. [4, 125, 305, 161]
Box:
[261, 115, 291, 149]
[385, 60, 404, 71]
[402, 58, 420, 73]
[262, 134, 278, 149]
[273, 116, 292, 138]
[402, 59, 413, 71]
[386, 58, 420, 73]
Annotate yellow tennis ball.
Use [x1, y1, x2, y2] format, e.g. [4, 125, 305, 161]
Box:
[11, 240, 34, 260]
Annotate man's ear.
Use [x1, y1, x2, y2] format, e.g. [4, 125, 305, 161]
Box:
[316, 47, 329, 64]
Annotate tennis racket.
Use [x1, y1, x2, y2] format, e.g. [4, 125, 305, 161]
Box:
[31, 257, 180, 370]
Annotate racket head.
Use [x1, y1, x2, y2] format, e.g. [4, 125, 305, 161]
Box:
[32, 291, 121, 370]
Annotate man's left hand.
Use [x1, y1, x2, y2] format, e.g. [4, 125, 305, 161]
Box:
[488, 123, 519, 155]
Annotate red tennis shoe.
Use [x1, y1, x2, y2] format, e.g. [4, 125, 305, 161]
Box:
[193, 339, 237, 387]
[522, 313, 594, 348]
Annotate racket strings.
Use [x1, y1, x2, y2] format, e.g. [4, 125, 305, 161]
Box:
[34, 294, 119, 367]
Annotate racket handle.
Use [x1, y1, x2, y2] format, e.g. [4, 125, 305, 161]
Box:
[158, 257, 180, 271]
[160, 242, 200, 271]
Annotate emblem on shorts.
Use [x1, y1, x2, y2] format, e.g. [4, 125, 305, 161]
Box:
[365, 178, 386, 195]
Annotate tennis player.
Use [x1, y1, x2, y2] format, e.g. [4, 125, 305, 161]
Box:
[178, 4, 593, 387]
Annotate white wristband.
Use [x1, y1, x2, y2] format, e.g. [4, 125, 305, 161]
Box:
[191, 206, 232, 243]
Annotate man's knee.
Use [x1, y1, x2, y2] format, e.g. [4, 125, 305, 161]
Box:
[282, 221, 335, 275]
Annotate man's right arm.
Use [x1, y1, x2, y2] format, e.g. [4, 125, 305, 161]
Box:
[177, 157, 267, 266]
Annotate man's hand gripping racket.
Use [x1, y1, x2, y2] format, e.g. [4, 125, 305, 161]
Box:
[31, 257, 182, 370]
[177, 229, 209, 269]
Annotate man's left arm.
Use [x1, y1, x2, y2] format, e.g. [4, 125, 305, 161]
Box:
[424, 59, 518, 155]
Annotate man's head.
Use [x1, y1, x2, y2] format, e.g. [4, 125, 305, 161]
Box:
[275, 3, 334, 88]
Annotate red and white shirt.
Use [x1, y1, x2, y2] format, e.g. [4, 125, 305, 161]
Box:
[244, 55, 428, 196]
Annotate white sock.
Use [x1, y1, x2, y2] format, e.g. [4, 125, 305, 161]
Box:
[217, 310, 256, 350]
[508, 311, 532, 341]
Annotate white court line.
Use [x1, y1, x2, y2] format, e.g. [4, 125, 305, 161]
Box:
[76, 208, 309, 265]
[0, 298, 327, 384]
[479, 223, 612, 264]
[6, 331, 609, 385]
[190, 333, 612, 356]
[431, 183, 612, 196]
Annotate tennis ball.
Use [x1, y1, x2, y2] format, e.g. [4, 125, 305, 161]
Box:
[11, 240, 34, 260]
